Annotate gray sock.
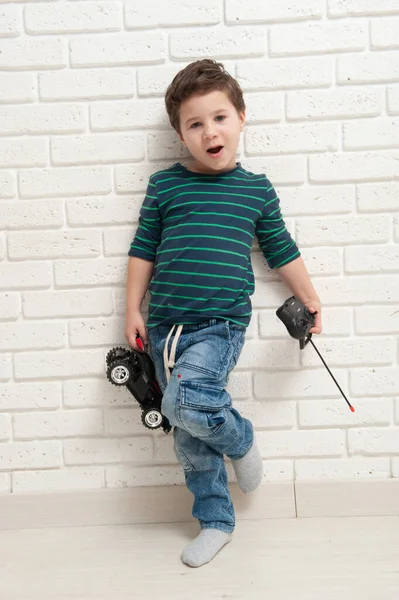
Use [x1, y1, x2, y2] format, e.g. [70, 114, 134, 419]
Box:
[232, 438, 263, 493]
[181, 529, 232, 568]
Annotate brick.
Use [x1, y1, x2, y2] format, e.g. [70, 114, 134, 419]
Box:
[67, 197, 140, 227]
[14, 350, 105, 381]
[0, 37, 65, 69]
[388, 87, 399, 114]
[237, 339, 299, 370]
[0, 4, 19, 37]
[0, 263, 51, 290]
[63, 437, 153, 466]
[106, 465, 184, 488]
[0, 293, 20, 321]
[106, 408, 151, 436]
[0, 172, 15, 198]
[344, 119, 399, 151]
[0, 474, 9, 493]
[237, 57, 332, 91]
[357, 182, 399, 212]
[0, 354, 11, 382]
[125, 0, 220, 28]
[245, 123, 337, 155]
[244, 157, 305, 185]
[90, 99, 167, 131]
[345, 245, 399, 274]
[0, 104, 86, 136]
[0, 73, 35, 103]
[19, 167, 112, 199]
[0, 441, 60, 470]
[255, 368, 348, 399]
[302, 336, 394, 368]
[70, 33, 165, 67]
[239, 400, 295, 429]
[297, 216, 390, 246]
[309, 152, 399, 183]
[0, 200, 63, 230]
[350, 368, 399, 396]
[348, 428, 399, 455]
[226, 372, 251, 400]
[0, 383, 60, 410]
[25, 2, 122, 34]
[245, 92, 282, 124]
[14, 409, 103, 440]
[251, 280, 289, 309]
[0, 138, 47, 168]
[148, 132, 188, 161]
[23, 290, 113, 319]
[315, 275, 399, 306]
[299, 398, 392, 428]
[0, 414, 10, 441]
[69, 318, 125, 347]
[395, 215, 399, 242]
[257, 429, 344, 458]
[295, 458, 390, 480]
[115, 162, 171, 193]
[338, 52, 399, 85]
[153, 435, 175, 463]
[55, 257, 127, 288]
[63, 379, 135, 408]
[51, 134, 145, 166]
[270, 21, 366, 56]
[137, 64, 189, 97]
[13, 468, 104, 493]
[355, 306, 399, 334]
[280, 185, 355, 216]
[0, 322, 65, 351]
[39, 69, 135, 101]
[0, 236, 4, 261]
[9, 230, 101, 261]
[226, 0, 323, 23]
[371, 18, 399, 50]
[170, 28, 265, 60]
[104, 228, 133, 256]
[298, 248, 342, 277]
[328, 0, 399, 17]
[287, 88, 381, 121]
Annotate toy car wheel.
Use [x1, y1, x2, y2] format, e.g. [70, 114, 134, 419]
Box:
[107, 361, 131, 386]
[141, 409, 163, 430]
[106, 347, 130, 367]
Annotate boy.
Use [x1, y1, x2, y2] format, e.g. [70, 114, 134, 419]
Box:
[125, 59, 322, 567]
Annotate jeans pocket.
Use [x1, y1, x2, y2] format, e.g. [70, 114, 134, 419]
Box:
[178, 380, 232, 436]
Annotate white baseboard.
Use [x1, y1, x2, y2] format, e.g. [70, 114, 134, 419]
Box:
[0, 480, 398, 531]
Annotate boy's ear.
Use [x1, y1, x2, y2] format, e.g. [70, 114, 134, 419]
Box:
[239, 110, 246, 131]
[178, 132, 186, 147]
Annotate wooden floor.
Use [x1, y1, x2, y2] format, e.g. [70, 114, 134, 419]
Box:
[1, 516, 398, 600]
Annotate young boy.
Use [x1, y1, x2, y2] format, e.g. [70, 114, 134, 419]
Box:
[125, 59, 322, 568]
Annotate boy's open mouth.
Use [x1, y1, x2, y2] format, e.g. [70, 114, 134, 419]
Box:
[207, 145, 224, 156]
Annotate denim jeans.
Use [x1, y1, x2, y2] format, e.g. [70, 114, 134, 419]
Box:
[147, 319, 254, 534]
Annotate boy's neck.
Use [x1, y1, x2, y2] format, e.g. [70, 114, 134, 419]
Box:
[185, 160, 238, 174]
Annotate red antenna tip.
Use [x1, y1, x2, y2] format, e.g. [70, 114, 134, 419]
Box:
[350, 406, 355, 412]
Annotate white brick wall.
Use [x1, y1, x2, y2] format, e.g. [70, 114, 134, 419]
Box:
[0, 0, 398, 494]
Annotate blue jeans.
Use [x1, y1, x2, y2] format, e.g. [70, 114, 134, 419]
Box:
[148, 319, 254, 534]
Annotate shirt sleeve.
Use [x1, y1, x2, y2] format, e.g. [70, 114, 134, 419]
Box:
[255, 178, 300, 269]
[128, 177, 161, 262]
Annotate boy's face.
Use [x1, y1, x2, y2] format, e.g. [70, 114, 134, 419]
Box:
[178, 90, 245, 174]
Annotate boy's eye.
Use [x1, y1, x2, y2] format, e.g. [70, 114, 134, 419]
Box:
[215, 115, 226, 122]
[190, 122, 201, 129]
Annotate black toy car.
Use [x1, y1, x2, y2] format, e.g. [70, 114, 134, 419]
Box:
[106, 347, 171, 433]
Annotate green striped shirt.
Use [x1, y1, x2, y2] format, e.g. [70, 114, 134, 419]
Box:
[129, 162, 300, 328]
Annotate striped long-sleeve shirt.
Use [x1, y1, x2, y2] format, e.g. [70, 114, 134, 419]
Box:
[129, 162, 300, 329]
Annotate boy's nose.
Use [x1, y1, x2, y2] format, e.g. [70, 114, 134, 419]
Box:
[203, 125, 216, 139]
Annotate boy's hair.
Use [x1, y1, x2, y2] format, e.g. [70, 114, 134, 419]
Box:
[165, 59, 246, 135]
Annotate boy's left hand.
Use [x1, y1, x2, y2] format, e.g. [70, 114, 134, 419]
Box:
[304, 300, 322, 334]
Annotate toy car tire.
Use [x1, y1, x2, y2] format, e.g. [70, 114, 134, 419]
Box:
[141, 409, 163, 430]
[106, 347, 130, 367]
[107, 360, 131, 386]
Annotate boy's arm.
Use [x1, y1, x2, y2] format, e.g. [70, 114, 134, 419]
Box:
[126, 176, 161, 349]
[275, 256, 322, 334]
[125, 257, 154, 348]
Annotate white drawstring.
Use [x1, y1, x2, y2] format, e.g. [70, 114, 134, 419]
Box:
[163, 324, 183, 383]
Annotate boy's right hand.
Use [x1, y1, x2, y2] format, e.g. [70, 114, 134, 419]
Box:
[125, 311, 148, 351]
